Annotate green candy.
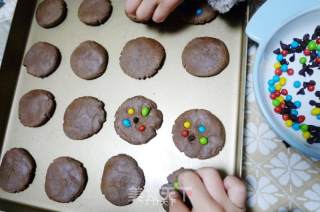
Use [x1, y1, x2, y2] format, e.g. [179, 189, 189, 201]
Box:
[308, 40, 317, 51]
[173, 180, 180, 190]
[299, 57, 307, 64]
[272, 99, 280, 107]
[199, 136, 208, 145]
[300, 124, 308, 132]
[317, 45, 320, 51]
[141, 106, 150, 117]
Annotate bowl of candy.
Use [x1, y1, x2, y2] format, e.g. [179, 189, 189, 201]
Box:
[246, 0, 320, 159]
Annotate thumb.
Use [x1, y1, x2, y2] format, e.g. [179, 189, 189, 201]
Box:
[168, 191, 190, 212]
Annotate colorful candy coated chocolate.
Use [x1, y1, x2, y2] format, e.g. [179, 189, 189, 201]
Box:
[141, 106, 150, 117]
[311, 107, 320, 116]
[308, 40, 317, 51]
[285, 120, 293, 127]
[198, 125, 206, 133]
[303, 131, 311, 139]
[199, 136, 208, 145]
[183, 121, 192, 129]
[293, 81, 301, 88]
[195, 8, 203, 16]
[181, 130, 189, 137]
[122, 119, 131, 128]
[127, 108, 135, 115]
[300, 124, 308, 132]
[138, 125, 146, 132]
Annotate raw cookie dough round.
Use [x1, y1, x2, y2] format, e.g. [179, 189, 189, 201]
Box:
[172, 109, 225, 159]
[114, 96, 163, 145]
[78, 0, 112, 26]
[0, 148, 36, 193]
[45, 157, 87, 203]
[182, 37, 229, 77]
[63, 96, 106, 140]
[23, 42, 61, 78]
[36, 0, 67, 28]
[177, 0, 218, 24]
[70, 41, 108, 80]
[160, 168, 193, 211]
[19, 89, 56, 127]
[120, 37, 165, 80]
[101, 154, 145, 206]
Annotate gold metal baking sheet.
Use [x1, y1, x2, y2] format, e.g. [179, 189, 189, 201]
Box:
[0, 0, 247, 211]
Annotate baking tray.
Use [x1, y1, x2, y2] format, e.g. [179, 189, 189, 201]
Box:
[0, 0, 247, 211]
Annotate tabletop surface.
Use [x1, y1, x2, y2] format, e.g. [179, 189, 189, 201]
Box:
[1, 0, 320, 211]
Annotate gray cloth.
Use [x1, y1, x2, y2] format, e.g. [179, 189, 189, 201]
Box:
[207, 0, 245, 13]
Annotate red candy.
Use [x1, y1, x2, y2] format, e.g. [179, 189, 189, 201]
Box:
[316, 58, 320, 64]
[287, 68, 294, 75]
[275, 69, 282, 76]
[298, 115, 305, 123]
[317, 38, 320, 44]
[281, 50, 288, 56]
[138, 125, 146, 132]
[274, 107, 282, 113]
[282, 114, 290, 121]
[281, 89, 288, 95]
[304, 49, 311, 56]
[274, 91, 281, 97]
[181, 130, 189, 137]
[270, 93, 277, 99]
[280, 102, 286, 108]
[308, 85, 315, 92]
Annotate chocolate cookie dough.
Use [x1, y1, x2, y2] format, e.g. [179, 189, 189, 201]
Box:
[63, 96, 106, 140]
[114, 96, 163, 145]
[182, 37, 229, 77]
[19, 89, 56, 127]
[78, 0, 112, 26]
[172, 109, 225, 159]
[160, 168, 193, 211]
[36, 0, 67, 28]
[45, 157, 87, 203]
[0, 148, 36, 193]
[70, 41, 108, 80]
[101, 154, 145, 206]
[120, 37, 165, 79]
[177, 0, 218, 25]
[23, 42, 61, 78]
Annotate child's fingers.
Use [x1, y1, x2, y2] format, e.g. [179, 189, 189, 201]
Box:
[168, 191, 190, 212]
[178, 170, 224, 212]
[196, 168, 229, 205]
[152, 0, 182, 23]
[136, 0, 158, 22]
[223, 176, 247, 210]
[125, 0, 142, 15]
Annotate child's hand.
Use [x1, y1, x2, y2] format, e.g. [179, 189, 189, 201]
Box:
[169, 168, 246, 212]
[125, 0, 183, 23]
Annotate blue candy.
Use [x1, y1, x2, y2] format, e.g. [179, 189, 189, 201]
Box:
[281, 64, 288, 72]
[273, 75, 280, 82]
[294, 101, 302, 108]
[198, 125, 206, 133]
[293, 81, 301, 88]
[286, 95, 292, 101]
[292, 123, 300, 131]
[122, 119, 131, 128]
[277, 54, 283, 61]
[317, 115, 320, 120]
[291, 41, 299, 48]
[195, 8, 203, 16]
[268, 80, 275, 86]
[268, 86, 276, 93]
[291, 110, 298, 116]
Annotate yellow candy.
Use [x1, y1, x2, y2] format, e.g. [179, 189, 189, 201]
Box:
[285, 120, 293, 127]
[183, 121, 192, 129]
[303, 131, 311, 139]
[311, 107, 320, 116]
[127, 108, 135, 115]
[275, 84, 282, 91]
[274, 62, 281, 69]
[277, 96, 284, 103]
[279, 77, 286, 86]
